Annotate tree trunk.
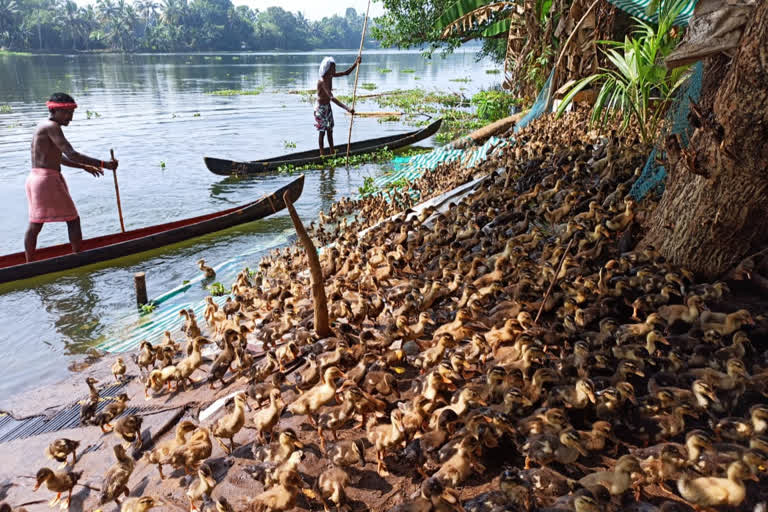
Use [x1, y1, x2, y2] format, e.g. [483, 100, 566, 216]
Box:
[282, 191, 331, 338]
[642, 0, 768, 279]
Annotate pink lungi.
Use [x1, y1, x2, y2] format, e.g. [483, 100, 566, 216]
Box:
[25, 168, 79, 223]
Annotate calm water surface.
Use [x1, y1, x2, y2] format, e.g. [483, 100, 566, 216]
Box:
[0, 49, 499, 398]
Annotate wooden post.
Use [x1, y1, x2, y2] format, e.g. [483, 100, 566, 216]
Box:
[283, 191, 330, 338]
[134, 272, 148, 306]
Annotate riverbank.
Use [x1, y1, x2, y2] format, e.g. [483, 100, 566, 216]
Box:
[3, 108, 768, 511]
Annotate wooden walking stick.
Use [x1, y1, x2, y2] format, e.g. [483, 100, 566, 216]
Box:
[345, 0, 372, 162]
[110, 148, 125, 233]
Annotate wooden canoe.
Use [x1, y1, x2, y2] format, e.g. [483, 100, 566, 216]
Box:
[204, 118, 443, 176]
[0, 175, 304, 285]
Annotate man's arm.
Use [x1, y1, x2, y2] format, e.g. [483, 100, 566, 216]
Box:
[334, 56, 361, 77]
[47, 124, 114, 174]
[318, 81, 354, 113]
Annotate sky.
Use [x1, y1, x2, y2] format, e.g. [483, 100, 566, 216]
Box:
[233, 0, 385, 20]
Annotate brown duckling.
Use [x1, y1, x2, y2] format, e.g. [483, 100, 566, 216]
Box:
[187, 463, 216, 512]
[676, 460, 756, 508]
[252, 429, 304, 465]
[252, 388, 284, 444]
[212, 393, 249, 453]
[316, 466, 350, 512]
[362, 367, 401, 398]
[367, 408, 406, 476]
[433, 435, 485, 487]
[135, 341, 156, 374]
[538, 494, 600, 512]
[287, 366, 346, 427]
[327, 438, 366, 467]
[207, 332, 236, 389]
[80, 376, 100, 425]
[464, 468, 532, 512]
[274, 341, 301, 372]
[198, 259, 216, 279]
[170, 427, 212, 474]
[699, 309, 754, 336]
[176, 337, 212, 390]
[389, 477, 462, 512]
[144, 420, 197, 479]
[45, 438, 80, 468]
[247, 372, 285, 407]
[578, 454, 642, 496]
[402, 409, 460, 479]
[33, 468, 82, 509]
[120, 496, 156, 512]
[95, 393, 129, 432]
[112, 357, 127, 384]
[114, 414, 144, 449]
[100, 444, 135, 507]
[523, 429, 586, 469]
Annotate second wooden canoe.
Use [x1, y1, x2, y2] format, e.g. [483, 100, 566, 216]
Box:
[204, 118, 442, 176]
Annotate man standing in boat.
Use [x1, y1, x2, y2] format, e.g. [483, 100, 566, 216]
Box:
[315, 56, 360, 156]
[25, 92, 118, 262]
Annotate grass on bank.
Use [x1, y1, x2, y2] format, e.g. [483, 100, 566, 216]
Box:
[208, 86, 265, 96]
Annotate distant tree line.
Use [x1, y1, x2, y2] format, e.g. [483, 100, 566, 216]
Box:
[0, 0, 378, 52]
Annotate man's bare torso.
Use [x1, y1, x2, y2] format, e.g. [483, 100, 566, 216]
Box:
[31, 119, 71, 170]
[317, 77, 333, 105]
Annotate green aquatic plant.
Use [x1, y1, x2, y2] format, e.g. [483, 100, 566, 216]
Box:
[358, 176, 379, 196]
[378, 68, 392, 73]
[485, 69, 501, 74]
[208, 282, 227, 296]
[450, 77, 472, 83]
[209, 87, 265, 96]
[139, 302, 157, 314]
[85, 110, 101, 119]
[0, 105, 12, 113]
[384, 177, 411, 191]
[471, 90, 520, 122]
[401, 68, 416, 74]
[160, 161, 166, 169]
[193, 112, 201, 117]
[361, 82, 377, 91]
[283, 140, 297, 149]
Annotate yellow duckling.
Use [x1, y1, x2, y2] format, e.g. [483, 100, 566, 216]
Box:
[677, 460, 756, 508]
[252, 429, 304, 465]
[144, 420, 197, 479]
[212, 393, 250, 454]
[367, 408, 406, 476]
[187, 463, 216, 512]
[176, 337, 212, 390]
[197, 259, 216, 279]
[578, 454, 642, 496]
[252, 388, 283, 444]
[247, 469, 303, 512]
[287, 366, 345, 427]
[170, 427, 212, 475]
[433, 435, 485, 487]
[316, 467, 350, 512]
[112, 357, 127, 384]
[119, 496, 156, 512]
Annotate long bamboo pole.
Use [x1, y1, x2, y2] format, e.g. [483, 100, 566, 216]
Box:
[345, 0, 372, 162]
[110, 148, 126, 233]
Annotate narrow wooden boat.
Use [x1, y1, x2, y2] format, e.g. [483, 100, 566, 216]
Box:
[0, 175, 304, 285]
[204, 118, 443, 176]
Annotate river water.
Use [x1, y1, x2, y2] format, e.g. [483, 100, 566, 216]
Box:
[0, 49, 499, 398]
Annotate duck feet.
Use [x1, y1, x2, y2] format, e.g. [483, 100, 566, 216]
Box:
[49, 494, 62, 507]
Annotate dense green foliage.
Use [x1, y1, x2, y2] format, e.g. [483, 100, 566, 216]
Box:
[371, 0, 503, 62]
[0, 2, 377, 52]
[471, 89, 519, 122]
[556, 0, 689, 145]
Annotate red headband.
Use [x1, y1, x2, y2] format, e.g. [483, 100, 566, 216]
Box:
[46, 101, 78, 110]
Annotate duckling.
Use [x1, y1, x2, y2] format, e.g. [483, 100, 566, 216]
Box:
[403, 409, 460, 479]
[33, 468, 82, 509]
[677, 460, 756, 508]
[45, 439, 80, 468]
[100, 445, 135, 507]
[248, 372, 285, 407]
[715, 416, 754, 443]
[433, 435, 485, 487]
[113, 414, 143, 449]
[429, 388, 486, 429]
[120, 496, 156, 512]
[176, 337, 212, 390]
[252, 388, 283, 444]
[207, 332, 236, 389]
[316, 466, 350, 512]
[578, 421, 613, 453]
[389, 477, 462, 512]
[657, 295, 705, 326]
[252, 429, 304, 465]
[524, 429, 586, 469]
[548, 378, 596, 409]
[144, 420, 197, 479]
[170, 427, 212, 474]
[135, 341, 156, 374]
[327, 438, 365, 467]
[346, 352, 378, 385]
[145, 365, 180, 398]
[274, 341, 301, 372]
[187, 463, 216, 512]
[112, 357, 127, 384]
[212, 393, 249, 453]
[95, 393, 129, 432]
[362, 368, 401, 398]
[464, 468, 532, 512]
[198, 259, 216, 279]
[699, 309, 754, 335]
[578, 454, 642, 496]
[287, 366, 345, 427]
[367, 408, 406, 476]
[80, 377, 100, 425]
[539, 494, 600, 512]
[247, 469, 303, 512]
[339, 383, 387, 430]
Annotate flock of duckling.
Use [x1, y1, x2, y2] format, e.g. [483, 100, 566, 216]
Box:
[7, 110, 768, 512]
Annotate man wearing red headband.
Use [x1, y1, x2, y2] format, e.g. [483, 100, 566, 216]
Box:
[25, 92, 118, 262]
